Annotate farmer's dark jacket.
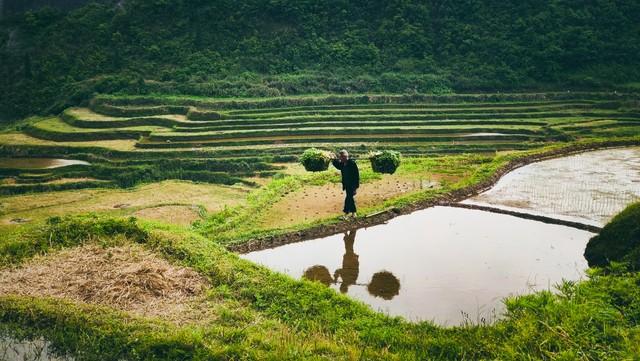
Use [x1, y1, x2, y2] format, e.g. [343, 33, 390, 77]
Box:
[332, 158, 360, 190]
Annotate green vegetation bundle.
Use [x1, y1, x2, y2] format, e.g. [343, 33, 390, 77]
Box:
[369, 150, 401, 174]
[300, 148, 331, 172]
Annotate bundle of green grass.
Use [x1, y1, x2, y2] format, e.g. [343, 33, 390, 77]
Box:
[369, 150, 401, 174]
[300, 148, 332, 172]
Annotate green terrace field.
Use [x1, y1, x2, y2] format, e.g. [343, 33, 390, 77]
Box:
[1, 92, 639, 199]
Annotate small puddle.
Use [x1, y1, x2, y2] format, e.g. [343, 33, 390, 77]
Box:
[243, 206, 592, 325]
[465, 147, 640, 225]
[0, 336, 74, 361]
[0, 158, 90, 169]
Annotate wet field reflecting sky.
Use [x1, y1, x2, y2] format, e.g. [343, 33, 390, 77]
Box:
[465, 147, 640, 226]
[243, 206, 592, 325]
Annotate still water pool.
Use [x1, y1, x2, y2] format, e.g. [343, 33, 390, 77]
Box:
[243, 206, 592, 325]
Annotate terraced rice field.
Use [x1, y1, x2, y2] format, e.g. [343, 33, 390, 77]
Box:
[1, 92, 639, 198]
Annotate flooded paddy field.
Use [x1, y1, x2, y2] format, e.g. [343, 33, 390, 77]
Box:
[243, 206, 592, 325]
[465, 147, 640, 225]
[0, 158, 90, 169]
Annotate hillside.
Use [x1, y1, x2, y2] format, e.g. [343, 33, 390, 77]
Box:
[0, 0, 96, 18]
[1, 0, 640, 120]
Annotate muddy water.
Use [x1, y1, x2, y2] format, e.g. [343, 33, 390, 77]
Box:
[243, 206, 592, 325]
[0, 158, 90, 169]
[465, 147, 640, 226]
[0, 336, 74, 361]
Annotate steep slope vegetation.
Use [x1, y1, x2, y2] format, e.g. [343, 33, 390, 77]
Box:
[1, 0, 639, 120]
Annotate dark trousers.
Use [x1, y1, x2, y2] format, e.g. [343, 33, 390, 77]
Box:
[343, 187, 357, 213]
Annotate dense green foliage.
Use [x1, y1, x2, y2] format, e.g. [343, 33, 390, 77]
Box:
[369, 150, 401, 174]
[300, 148, 331, 172]
[2, 0, 640, 120]
[584, 202, 640, 269]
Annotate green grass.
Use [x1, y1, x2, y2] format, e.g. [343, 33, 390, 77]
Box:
[225, 105, 614, 119]
[224, 101, 603, 115]
[147, 126, 541, 142]
[2, 204, 640, 360]
[94, 91, 633, 110]
[24, 117, 160, 142]
[62, 108, 184, 129]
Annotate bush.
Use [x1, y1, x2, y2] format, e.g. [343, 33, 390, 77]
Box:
[300, 148, 331, 172]
[369, 150, 401, 174]
[584, 202, 640, 269]
[186, 109, 225, 121]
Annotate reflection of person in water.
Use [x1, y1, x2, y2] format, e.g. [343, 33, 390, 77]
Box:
[302, 228, 401, 300]
[334, 229, 359, 293]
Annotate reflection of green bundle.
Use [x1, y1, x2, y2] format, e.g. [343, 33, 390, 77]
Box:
[369, 150, 401, 174]
[303, 265, 333, 286]
[300, 148, 331, 172]
[367, 271, 401, 300]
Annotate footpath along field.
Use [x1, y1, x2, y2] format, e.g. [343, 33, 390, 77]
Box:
[1, 92, 640, 360]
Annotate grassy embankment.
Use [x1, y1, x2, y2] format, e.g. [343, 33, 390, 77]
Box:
[1, 200, 639, 360]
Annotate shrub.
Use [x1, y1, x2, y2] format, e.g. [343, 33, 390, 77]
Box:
[300, 148, 331, 172]
[186, 109, 225, 121]
[584, 202, 640, 269]
[369, 150, 401, 174]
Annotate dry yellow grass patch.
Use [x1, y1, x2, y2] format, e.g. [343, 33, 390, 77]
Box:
[0, 180, 248, 226]
[43, 177, 101, 185]
[0, 244, 209, 324]
[133, 205, 202, 226]
[69, 108, 187, 122]
[0, 132, 139, 151]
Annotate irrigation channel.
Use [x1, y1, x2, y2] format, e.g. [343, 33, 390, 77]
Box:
[242, 147, 640, 325]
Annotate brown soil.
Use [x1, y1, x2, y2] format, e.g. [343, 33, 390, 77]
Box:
[133, 205, 202, 226]
[428, 173, 463, 184]
[0, 244, 209, 324]
[260, 176, 426, 228]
